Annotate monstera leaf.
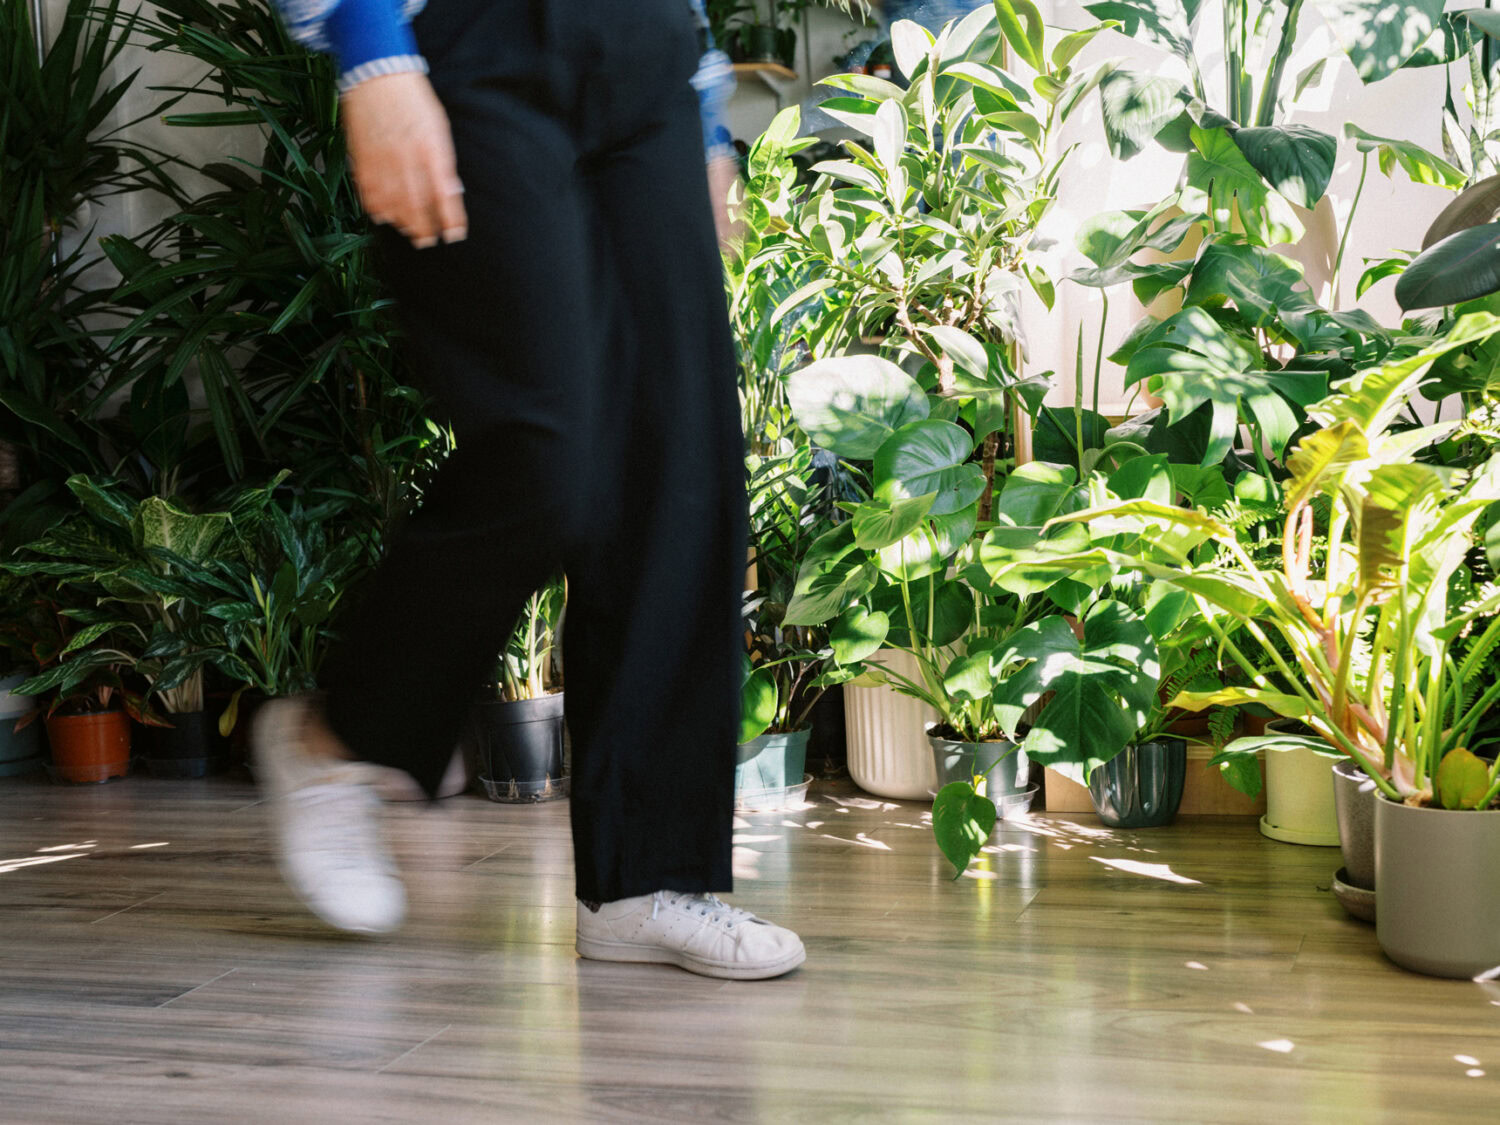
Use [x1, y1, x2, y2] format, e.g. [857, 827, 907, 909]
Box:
[1123, 307, 1327, 466]
[786, 355, 929, 459]
[993, 603, 1159, 777]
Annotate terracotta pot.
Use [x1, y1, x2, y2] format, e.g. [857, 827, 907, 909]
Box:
[46, 709, 131, 783]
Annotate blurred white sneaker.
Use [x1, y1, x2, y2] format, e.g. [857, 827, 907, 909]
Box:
[576, 891, 805, 979]
[253, 696, 407, 935]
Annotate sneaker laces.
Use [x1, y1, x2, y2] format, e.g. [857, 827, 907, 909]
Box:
[651, 890, 758, 928]
[287, 783, 392, 875]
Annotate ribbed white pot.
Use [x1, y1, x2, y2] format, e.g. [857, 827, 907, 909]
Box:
[844, 649, 940, 800]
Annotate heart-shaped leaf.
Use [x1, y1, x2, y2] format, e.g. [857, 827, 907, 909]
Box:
[932, 780, 997, 877]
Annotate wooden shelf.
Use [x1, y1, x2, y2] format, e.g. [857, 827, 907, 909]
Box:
[732, 61, 798, 82]
[732, 61, 799, 107]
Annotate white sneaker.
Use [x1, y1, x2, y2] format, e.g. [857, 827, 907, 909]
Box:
[252, 696, 407, 935]
[575, 891, 806, 980]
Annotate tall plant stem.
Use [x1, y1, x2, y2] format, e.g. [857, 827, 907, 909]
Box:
[1092, 293, 1108, 417]
[1329, 151, 1369, 309]
[1253, 0, 1304, 127]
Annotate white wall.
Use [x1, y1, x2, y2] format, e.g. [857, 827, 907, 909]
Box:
[1033, 0, 1458, 412]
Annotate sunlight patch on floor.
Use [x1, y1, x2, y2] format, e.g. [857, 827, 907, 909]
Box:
[1089, 856, 1202, 884]
[1258, 1039, 1295, 1054]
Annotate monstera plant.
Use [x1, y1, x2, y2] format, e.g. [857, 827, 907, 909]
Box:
[996, 314, 1500, 811]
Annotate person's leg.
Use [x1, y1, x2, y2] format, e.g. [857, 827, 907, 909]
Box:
[256, 7, 603, 932]
[559, 12, 802, 977]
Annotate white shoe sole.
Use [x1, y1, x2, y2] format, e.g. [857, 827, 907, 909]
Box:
[575, 934, 807, 980]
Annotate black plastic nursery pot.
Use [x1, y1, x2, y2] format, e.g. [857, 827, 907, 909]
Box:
[144, 710, 227, 779]
[469, 691, 568, 804]
[1087, 739, 1187, 828]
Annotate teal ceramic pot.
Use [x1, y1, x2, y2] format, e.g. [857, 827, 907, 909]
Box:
[0, 712, 44, 777]
[1088, 739, 1188, 828]
[736, 727, 810, 794]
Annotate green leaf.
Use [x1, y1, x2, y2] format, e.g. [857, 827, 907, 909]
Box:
[1097, 68, 1186, 160]
[890, 19, 935, 80]
[873, 420, 982, 516]
[1231, 125, 1337, 210]
[830, 605, 890, 664]
[853, 493, 938, 549]
[995, 603, 1159, 775]
[1083, 0, 1197, 62]
[770, 278, 838, 324]
[740, 666, 778, 744]
[943, 642, 1001, 703]
[1396, 222, 1500, 310]
[1216, 752, 1264, 799]
[1308, 0, 1446, 84]
[784, 522, 878, 626]
[992, 0, 1045, 72]
[1284, 421, 1369, 510]
[786, 355, 930, 459]
[1421, 174, 1500, 250]
[1435, 746, 1492, 809]
[991, 461, 1079, 527]
[873, 98, 908, 179]
[977, 523, 1093, 596]
[1051, 21, 1120, 69]
[1188, 125, 1300, 246]
[932, 781, 997, 877]
[1345, 123, 1465, 188]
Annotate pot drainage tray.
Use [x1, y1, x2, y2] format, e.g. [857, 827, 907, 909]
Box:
[479, 773, 569, 804]
[734, 773, 813, 812]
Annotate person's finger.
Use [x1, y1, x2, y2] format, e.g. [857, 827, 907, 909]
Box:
[435, 176, 468, 244]
[400, 162, 441, 249]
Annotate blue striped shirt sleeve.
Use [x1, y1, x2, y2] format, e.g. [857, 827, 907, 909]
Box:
[273, 0, 429, 93]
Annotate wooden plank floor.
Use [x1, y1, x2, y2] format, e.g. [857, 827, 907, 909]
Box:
[1, 771, 1496, 1124]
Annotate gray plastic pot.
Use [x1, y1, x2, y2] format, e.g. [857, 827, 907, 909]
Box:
[1087, 739, 1187, 828]
[1332, 757, 1377, 891]
[1375, 797, 1500, 978]
[927, 727, 1033, 819]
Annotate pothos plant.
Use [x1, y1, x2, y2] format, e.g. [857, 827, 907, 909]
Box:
[1017, 314, 1500, 811]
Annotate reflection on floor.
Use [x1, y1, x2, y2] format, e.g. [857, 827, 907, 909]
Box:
[0, 773, 1495, 1123]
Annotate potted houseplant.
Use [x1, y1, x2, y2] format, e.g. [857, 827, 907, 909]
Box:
[0, 477, 290, 777]
[468, 576, 568, 804]
[2, 594, 143, 784]
[1024, 314, 1500, 976]
[737, 448, 854, 804]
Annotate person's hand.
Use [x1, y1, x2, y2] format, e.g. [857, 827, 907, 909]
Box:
[341, 71, 467, 250]
[706, 155, 742, 250]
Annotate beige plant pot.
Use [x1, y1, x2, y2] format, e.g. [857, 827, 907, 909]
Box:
[843, 649, 939, 800]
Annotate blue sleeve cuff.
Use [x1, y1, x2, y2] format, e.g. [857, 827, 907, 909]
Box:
[323, 0, 427, 91]
[692, 49, 737, 163]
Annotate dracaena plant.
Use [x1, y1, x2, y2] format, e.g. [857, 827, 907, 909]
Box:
[733, 1, 1120, 515]
[1016, 314, 1500, 811]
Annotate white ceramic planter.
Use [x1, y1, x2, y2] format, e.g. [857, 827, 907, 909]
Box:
[1260, 721, 1341, 846]
[844, 649, 939, 800]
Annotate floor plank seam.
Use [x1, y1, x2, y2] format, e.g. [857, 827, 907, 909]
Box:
[156, 968, 237, 1008]
[376, 1024, 452, 1073]
[91, 892, 166, 925]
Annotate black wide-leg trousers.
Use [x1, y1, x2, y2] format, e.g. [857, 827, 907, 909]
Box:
[322, 0, 747, 903]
